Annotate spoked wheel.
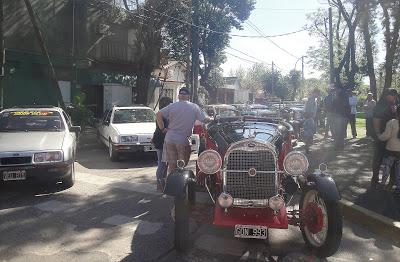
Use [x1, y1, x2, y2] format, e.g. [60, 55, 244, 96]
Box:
[300, 189, 342, 258]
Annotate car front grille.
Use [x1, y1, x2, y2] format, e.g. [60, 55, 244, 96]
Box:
[225, 146, 277, 201]
[0, 157, 32, 166]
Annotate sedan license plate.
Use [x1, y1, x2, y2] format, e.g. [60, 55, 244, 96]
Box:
[234, 225, 268, 239]
[144, 145, 156, 152]
[3, 170, 27, 181]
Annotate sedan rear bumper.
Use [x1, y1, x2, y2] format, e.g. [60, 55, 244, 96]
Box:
[112, 143, 156, 153]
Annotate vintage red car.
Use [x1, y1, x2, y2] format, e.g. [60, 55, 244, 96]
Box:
[164, 116, 342, 258]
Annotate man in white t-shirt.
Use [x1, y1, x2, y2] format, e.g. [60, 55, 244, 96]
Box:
[156, 87, 212, 172]
[348, 90, 358, 138]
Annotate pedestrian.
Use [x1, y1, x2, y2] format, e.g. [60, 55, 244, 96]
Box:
[152, 96, 173, 192]
[348, 90, 358, 138]
[377, 106, 400, 193]
[332, 87, 351, 150]
[364, 92, 376, 137]
[304, 89, 320, 121]
[303, 112, 316, 154]
[324, 87, 335, 138]
[371, 88, 398, 188]
[156, 87, 212, 172]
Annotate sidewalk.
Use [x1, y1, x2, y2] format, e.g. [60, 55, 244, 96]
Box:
[306, 131, 400, 221]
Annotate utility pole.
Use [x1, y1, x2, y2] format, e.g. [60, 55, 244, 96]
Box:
[23, 0, 65, 109]
[191, 0, 199, 103]
[0, 0, 4, 108]
[185, 0, 192, 90]
[271, 61, 275, 96]
[328, 7, 335, 86]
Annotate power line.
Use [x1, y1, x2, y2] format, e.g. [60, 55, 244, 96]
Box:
[227, 47, 271, 65]
[246, 20, 299, 59]
[225, 51, 260, 64]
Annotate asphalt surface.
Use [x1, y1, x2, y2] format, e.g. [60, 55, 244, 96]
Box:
[1, 143, 400, 261]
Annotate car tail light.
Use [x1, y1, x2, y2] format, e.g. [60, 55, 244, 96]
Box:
[197, 149, 222, 174]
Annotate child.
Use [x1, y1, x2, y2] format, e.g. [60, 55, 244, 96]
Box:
[303, 112, 316, 154]
[378, 107, 400, 192]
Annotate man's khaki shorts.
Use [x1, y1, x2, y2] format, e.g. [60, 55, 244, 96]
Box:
[162, 142, 191, 167]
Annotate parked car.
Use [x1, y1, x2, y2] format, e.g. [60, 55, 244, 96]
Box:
[97, 105, 157, 161]
[203, 104, 240, 118]
[0, 106, 80, 189]
[164, 116, 342, 257]
[97, 105, 199, 161]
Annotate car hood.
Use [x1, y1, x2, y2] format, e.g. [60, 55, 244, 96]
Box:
[0, 132, 65, 152]
[112, 122, 156, 135]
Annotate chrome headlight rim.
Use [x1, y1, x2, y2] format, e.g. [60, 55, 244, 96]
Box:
[283, 151, 309, 176]
[33, 151, 64, 164]
[197, 149, 222, 175]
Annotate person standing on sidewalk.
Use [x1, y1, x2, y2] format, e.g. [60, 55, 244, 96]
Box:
[156, 87, 212, 172]
[152, 96, 173, 192]
[304, 88, 320, 123]
[303, 112, 316, 154]
[324, 87, 335, 138]
[348, 90, 358, 138]
[377, 106, 400, 193]
[332, 88, 351, 150]
[371, 88, 398, 187]
[364, 92, 376, 137]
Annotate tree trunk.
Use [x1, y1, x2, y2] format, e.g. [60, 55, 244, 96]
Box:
[360, 5, 377, 99]
[135, 67, 152, 105]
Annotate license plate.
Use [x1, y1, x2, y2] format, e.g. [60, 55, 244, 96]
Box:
[3, 170, 27, 181]
[144, 145, 156, 152]
[234, 225, 268, 239]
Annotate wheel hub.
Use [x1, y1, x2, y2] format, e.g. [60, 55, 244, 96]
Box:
[304, 202, 324, 234]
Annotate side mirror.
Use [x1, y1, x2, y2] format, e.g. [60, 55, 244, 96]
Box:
[70, 126, 81, 135]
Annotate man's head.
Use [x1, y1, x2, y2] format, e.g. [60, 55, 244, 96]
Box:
[159, 96, 173, 109]
[178, 87, 190, 101]
[310, 88, 320, 98]
[367, 92, 373, 101]
[383, 88, 398, 104]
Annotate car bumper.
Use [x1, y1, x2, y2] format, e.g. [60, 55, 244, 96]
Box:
[213, 203, 289, 229]
[113, 143, 156, 153]
[0, 161, 73, 184]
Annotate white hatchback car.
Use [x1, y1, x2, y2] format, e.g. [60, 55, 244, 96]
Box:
[97, 105, 199, 161]
[97, 106, 157, 161]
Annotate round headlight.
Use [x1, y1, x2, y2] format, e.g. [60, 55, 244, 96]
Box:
[283, 151, 309, 176]
[218, 193, 233, 208]
[269, 195, 285, 211]
[197, 150, 222, 174]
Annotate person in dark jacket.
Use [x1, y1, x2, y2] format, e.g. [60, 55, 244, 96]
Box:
[152, 96, 173, 192]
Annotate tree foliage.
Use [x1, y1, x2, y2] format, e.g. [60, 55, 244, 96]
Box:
[165, 0, 255, 99]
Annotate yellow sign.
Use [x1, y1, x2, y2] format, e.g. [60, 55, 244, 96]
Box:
[11, 111, 54, 116]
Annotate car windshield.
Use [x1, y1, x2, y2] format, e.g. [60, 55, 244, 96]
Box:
[0, 111, 65, 132]
[112, 109, 155, 124]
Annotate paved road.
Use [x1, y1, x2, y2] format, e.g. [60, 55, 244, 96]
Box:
[1, 145, 400, 262]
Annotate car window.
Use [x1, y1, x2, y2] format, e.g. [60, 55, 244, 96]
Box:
[112, 109, 155, 124]
[0, 110, 65, 132]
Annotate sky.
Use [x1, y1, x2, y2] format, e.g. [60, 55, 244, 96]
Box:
[222, 0, 332, 79]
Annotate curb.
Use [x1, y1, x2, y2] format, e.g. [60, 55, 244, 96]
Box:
[339, 199, 400, 244]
